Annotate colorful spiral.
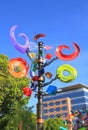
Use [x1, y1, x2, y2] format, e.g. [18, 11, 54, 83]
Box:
[8, 57, 29, 78]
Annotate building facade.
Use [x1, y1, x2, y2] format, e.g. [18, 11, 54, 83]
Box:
[43, 97, 71, 120]
[43, 83, 88, 120]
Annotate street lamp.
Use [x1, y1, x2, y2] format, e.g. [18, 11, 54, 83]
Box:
[36, 42, 44, 130]
[9, 25, 80, 130]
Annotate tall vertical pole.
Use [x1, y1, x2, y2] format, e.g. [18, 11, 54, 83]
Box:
[36, 42, 44, 130]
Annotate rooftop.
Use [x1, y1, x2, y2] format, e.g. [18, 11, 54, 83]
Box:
[61, 83, 88, 92]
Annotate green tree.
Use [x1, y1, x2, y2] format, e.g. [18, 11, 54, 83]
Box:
[44, 118, 59, 130]
[54, 117, 67, 129]
[21, 106, 36, 130]
[44, 117, 67, 130]
[6, 106, 36, 130]
[0, 54, 30, 130]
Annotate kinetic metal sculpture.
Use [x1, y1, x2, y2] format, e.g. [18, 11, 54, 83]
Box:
[9, 25, 80, 130]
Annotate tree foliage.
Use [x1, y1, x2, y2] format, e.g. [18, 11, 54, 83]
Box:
[0, 54, 30, 130]
[20, 106, 36, 130]
[44, 117, 67, 130]
[6, 106, 36, 130]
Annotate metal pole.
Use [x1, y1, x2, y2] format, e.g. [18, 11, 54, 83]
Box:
[36, 42, 44, 130]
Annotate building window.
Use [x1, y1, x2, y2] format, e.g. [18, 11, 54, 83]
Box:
[44, 109, 48, 113]
[62, 106, 67, 110]
[62, 100, 66, 104]
[71, 97, 85, 104]
[49, 114, 54, 118]
[49, 102, 54, 106]
[84, 91, 88, 97]
[43, 97, 54, 102]
[55, 114, 60, 118]
[56, 107, 60, 111]
[44, 116, 48, 120]
[43, 104, 48, 107]
[82, 105, 86, 111]
[86, 104, 88, 109]
[62, 113, 68, 117]
[55, 101, 60, 105]
[85, 98, 88, 103]
[72, 104, 84, 111]
[49, 108, 54, 113]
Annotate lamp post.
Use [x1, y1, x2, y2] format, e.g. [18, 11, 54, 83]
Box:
[36, 42, 44, 130]
[36, 42, 59, 130]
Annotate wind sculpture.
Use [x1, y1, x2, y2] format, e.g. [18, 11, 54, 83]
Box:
[9, 25, 80, 130]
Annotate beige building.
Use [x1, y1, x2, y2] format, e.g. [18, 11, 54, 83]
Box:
[43, 97, 71, 120]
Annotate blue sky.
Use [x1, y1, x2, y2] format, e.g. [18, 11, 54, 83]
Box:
[0, 0, 88, 113]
